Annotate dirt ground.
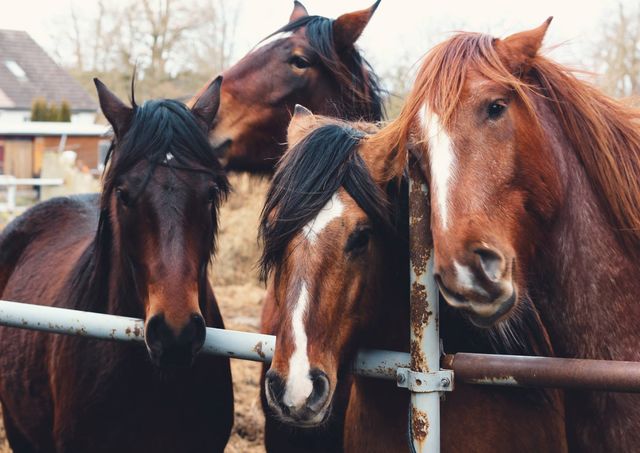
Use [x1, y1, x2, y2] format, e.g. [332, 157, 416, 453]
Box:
[0, 173, 271, 452]
[212, 173, 270, 453]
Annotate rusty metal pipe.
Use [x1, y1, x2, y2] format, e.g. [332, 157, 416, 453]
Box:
[443, 353, 640, 393]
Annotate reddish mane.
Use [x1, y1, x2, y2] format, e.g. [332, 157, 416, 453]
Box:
[382, 31, 640, 251]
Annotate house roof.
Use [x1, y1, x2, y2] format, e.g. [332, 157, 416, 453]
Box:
[0, 30, 97, 112]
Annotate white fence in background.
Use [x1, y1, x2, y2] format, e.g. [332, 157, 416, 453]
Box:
[0, 175, 64, 214]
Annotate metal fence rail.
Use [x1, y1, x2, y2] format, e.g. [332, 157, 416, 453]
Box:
[2, 299, 640, 394]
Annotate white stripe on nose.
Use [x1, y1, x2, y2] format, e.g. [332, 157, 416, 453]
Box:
[421, 106, 455, 231]
[303, 193, 344, 244]
[283, 282, 313, 408]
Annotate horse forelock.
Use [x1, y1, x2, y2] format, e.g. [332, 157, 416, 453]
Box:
[259, 123, 394, 282]
[101, 99, 228, 208]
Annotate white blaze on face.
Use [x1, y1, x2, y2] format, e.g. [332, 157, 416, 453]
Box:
[283, 282, 313, 408]
[421, 106, 456, 230]
[282, 192, 345, 408]
[303, 193, 345, 244]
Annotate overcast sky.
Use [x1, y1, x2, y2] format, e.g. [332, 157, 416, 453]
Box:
[0, 0, 621, 75]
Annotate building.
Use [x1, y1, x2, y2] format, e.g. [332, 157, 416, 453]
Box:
[0, 122, 109, 177]
[0, 29, 106, 176]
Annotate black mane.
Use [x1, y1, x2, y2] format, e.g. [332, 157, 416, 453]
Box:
[266, 15, 385, 121]
[101, 98, 229, 207]
[70, 98, 229, 314]
[259, 123, 392, 280]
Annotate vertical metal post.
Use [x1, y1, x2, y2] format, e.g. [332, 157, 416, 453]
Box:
[408, 160, 440, 452]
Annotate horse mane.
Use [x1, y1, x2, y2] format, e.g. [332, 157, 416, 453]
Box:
[259, 122, 394, 281]
[69, 98, 229, 313]
[383, 31, 640, 253]
[265, 15, 384, 121]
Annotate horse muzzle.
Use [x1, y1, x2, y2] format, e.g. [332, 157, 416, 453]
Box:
[264, 368, 332, 428]
[144, 313, 206, 368]
[435, 245, 517, 327]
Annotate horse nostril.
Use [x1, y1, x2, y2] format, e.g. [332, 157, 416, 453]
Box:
[178, 314, 206, 355]
[145, 313, 206, 368]
[145, 314, 171, 354]
[265, 370, 286, 410]
[474, 247, 505, 282]
[306, 369, 330, 412]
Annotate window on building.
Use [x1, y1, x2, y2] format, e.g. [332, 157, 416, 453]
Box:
[5, 60, 28, 81]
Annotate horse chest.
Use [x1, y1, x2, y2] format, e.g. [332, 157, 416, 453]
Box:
[40, 337, 232, 452]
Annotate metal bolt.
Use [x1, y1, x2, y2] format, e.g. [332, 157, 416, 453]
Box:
[440, 377, 451, 387]
[397, 373, 406, 384]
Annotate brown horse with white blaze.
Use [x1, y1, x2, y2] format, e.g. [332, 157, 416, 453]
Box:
[383, 19, 640, 451]
[0, 78, 233, 452]
[196, 0, 384, 172]
[259, 107, 567, 452]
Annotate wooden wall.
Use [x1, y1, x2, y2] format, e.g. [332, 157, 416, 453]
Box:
[39, 136, 101, 171]
[0, 135, 101, 177]
[3, 139, 33, 178]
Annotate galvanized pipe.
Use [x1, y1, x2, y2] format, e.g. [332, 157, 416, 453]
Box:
[408, 162, 440, 453]
[443, 353, 640, 393]
[0, 299, 410, 376]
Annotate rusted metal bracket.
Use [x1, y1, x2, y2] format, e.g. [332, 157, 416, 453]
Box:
[396, 368, 454, 393]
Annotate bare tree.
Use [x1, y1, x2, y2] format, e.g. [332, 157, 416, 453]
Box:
[49, 0, 240, 100]
[593, 2, 640, 98]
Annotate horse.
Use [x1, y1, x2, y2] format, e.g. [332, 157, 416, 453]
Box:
[0, 77, 234, 452]
[258, 106, 567, 452]
[194, 0, 384, 172]
[381, 18, 640, 452]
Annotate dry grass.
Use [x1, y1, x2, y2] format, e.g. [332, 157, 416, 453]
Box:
[212, 172, 271, 453]
[0, 173, 271, 452]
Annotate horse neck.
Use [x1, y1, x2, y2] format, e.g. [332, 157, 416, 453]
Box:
[83, 218, 145, 318]
[362, 213, 410, 351]
[535, 105, 640, 361]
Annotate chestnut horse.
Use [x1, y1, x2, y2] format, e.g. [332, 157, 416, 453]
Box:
[258, 107, 567, 452]
[197, 0, 384, 172]
[383, 19, 640, 452]
[0, 78, 233, 452]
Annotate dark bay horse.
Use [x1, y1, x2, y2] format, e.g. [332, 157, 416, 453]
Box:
[383, 18, 640, 451]
[195, 0, 384, 172]
[0, 78, 233, 452]
[258, 107, 567, 452]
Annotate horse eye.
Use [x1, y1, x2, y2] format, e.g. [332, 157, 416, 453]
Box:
[487, 101, 507, 120]
[207, 185, 219, 203]
[289, 55, 311, 70]
[115, 188, 130, 206]
[345, 228, 372, 254]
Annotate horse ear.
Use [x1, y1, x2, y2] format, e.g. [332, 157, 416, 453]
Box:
[497, 17, 552, 74]
[288, 104, 317, 146]
[333, 0, 380, 51]
[289, 1, 309, 22]
[191, 76, 223, 132]
[94, 78, 133, 138]
[361, 124, 407, 183]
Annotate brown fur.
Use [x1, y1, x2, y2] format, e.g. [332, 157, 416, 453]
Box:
[385, 21, 640, 451]
[260, 113, 567, 452]
[193, 1, 384, 173]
